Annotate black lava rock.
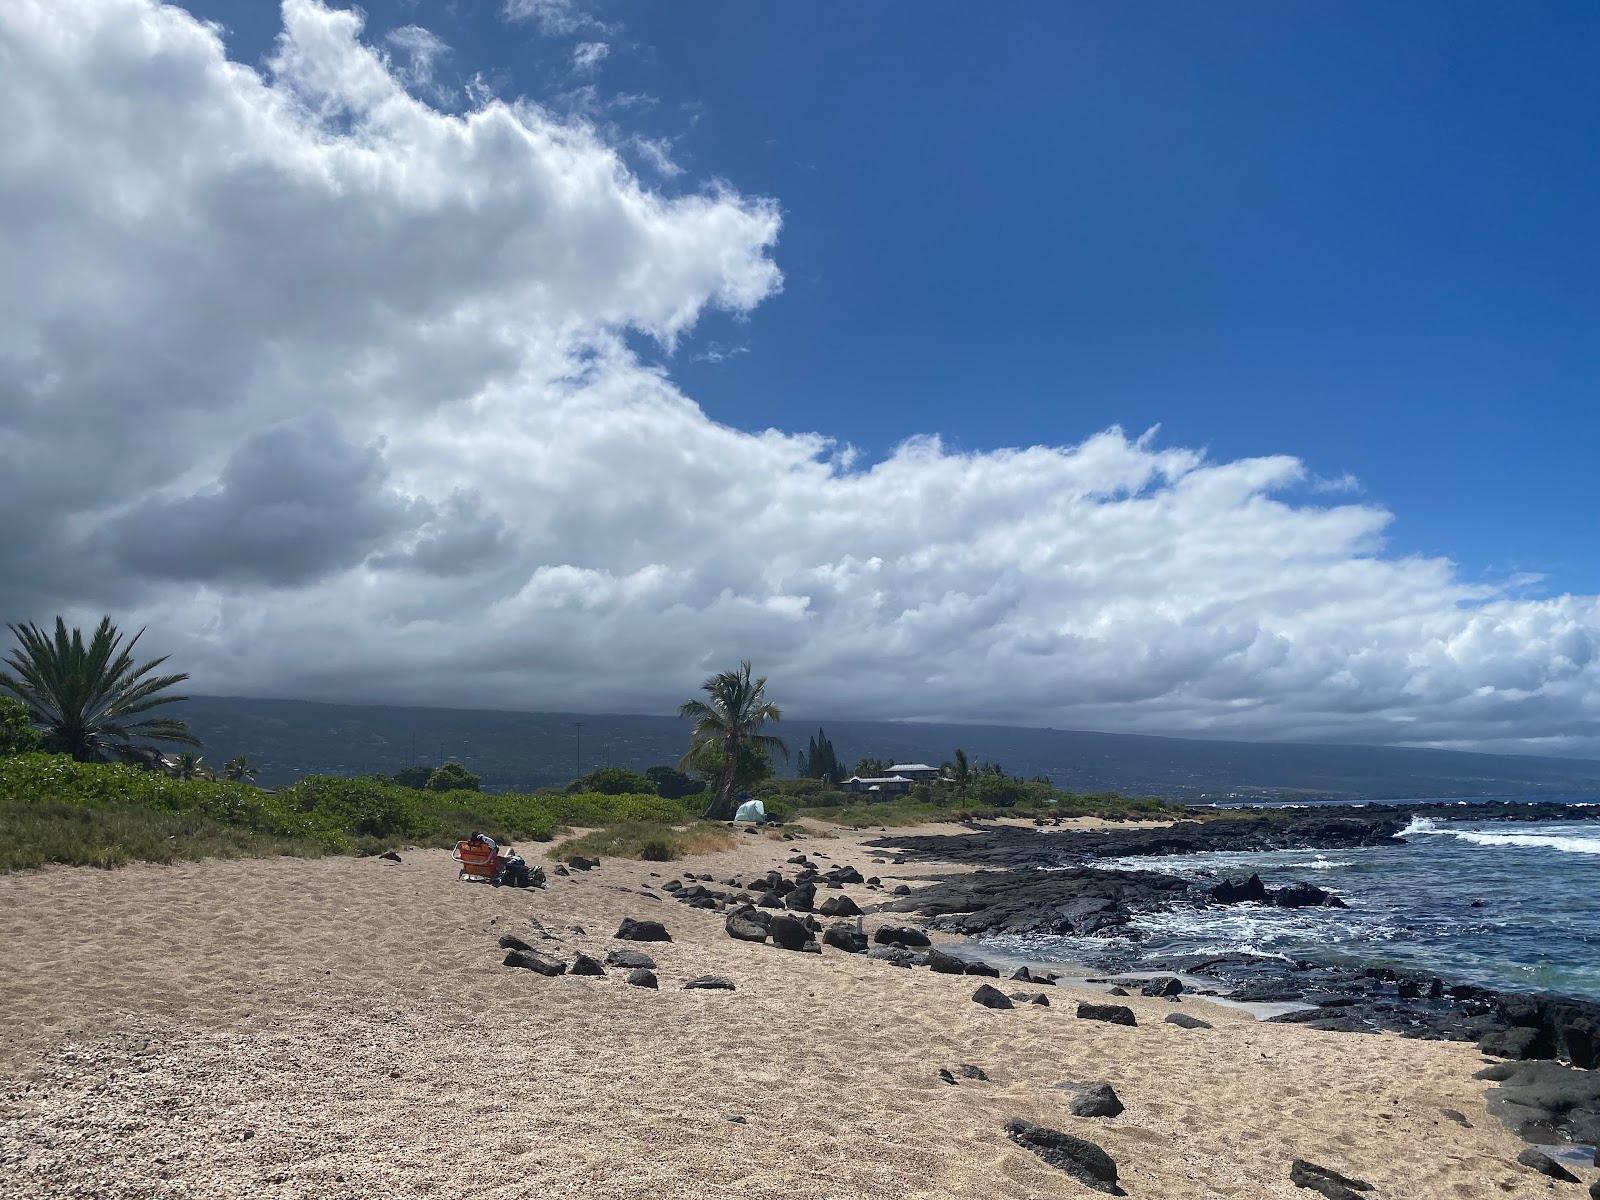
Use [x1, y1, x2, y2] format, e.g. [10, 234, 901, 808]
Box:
[683, 975, 736, 991]
[1164, 1012, 1212, 1030]
[1289, 1159, 1374, 1200]
[614, 917, 672, 942]
[724, 905, 770, 944]
[972, 984, 1014, 1010]
[625, 968, 658, 988]
[1005, 1119, 1121, 1194]
[1076, 1003, 1136, 1027]
[768, 913, 812, 951]
[1515, 1148, 1578, 1182]
[502, 949, 566, 976]
[822, 924, 868, 954]
[570, 953, 606, 977]
[1058, 1081, 1124, 1118]
[873, 926, 932, 948]
[605, 949, 656, 969]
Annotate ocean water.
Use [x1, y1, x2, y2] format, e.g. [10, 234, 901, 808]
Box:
[983, 808, 1600, 1002]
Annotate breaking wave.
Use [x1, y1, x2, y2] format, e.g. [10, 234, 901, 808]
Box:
[1402, 816, 1600, 856]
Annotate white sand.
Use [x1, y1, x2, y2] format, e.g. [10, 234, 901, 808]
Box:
[0, 825, 1575, 1198]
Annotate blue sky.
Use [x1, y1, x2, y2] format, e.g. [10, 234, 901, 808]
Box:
[191, 0, 1598, 594]
[5, 0, 1598, 751]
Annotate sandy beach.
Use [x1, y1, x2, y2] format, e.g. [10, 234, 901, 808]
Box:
[0, 823, 1569, 1199]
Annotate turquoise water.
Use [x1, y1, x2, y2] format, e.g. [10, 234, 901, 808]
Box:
[987, 811, 1600, 1001]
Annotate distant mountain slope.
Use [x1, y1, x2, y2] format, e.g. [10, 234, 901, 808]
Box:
[170, 695, 1600, 801]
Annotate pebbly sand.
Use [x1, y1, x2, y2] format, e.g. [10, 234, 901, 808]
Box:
[0, 821, 1575, 1199]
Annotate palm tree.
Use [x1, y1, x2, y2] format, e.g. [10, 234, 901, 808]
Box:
[0, 617, 200, 763]
[172, 752, 208, 781]
[679, 660, 787, 820]
[222, 754, 258, 783]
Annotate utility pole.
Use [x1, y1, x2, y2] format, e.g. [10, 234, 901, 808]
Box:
[574, 721, 583, 781]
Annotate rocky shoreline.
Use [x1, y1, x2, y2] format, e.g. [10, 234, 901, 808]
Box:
[865, 808, 1600, 1156]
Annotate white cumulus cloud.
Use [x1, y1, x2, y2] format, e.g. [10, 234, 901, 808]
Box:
[1, 0, 1597, 757]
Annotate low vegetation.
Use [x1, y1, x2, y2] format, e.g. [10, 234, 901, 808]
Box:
[796, 791, 1176, 830]
[0, 753, 696, 871]
[550, 820, 737, 864]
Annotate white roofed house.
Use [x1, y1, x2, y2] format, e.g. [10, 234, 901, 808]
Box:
[839, 774, 915, 796]
[886, 763, 942, 782]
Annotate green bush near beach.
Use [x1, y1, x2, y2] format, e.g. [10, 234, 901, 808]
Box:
[798, 789, 1177, 829]
[0, 753, 696, 871]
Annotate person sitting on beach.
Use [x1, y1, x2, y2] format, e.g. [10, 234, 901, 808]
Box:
[468, 830, 499, 853]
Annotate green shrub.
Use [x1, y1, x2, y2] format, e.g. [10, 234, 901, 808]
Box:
[0, 754, 701, 871]
[572, 766, 655, 795]
[0, 697, 41, 756]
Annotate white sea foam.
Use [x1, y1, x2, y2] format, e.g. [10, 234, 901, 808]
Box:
[1401, 815, 1600, 855]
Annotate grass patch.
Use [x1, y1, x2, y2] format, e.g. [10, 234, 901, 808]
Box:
[550, 820, 736, 863]
[0, 798, 327, 871]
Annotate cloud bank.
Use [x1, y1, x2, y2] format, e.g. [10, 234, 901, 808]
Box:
[2, 0, 1597, 755]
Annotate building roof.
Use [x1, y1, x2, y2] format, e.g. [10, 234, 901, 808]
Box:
[887, 763, 938, 772]
[845, 775, 914, 785]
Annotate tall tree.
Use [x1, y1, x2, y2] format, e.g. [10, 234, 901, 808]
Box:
[800, 728, 841, 782]
[679, 660, 787, 820]
[0, 617, 199, 763]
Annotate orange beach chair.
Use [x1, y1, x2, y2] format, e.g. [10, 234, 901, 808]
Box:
[453, 839, 498, 883]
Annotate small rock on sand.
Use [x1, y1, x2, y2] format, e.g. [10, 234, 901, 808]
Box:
[502, 949, 566, 976]
[1164, 1013, 1212, 1030]
[873, 926, 931, 948]
[625, 968, 658, 988]
[605, 949, 655, 969]
[1055, 1081, 1124, 1118]
[971, 984, 1013, 1010]
[683, 975, 736, 991]
[1289, 1159, 1374, 1199]
[614, 918, 672, 942]
[1076, 1003, 1136, 1027]
[570, 953, 606, 977]
[1515, 1148, 1578, 1182]
[1005, 1119, 1121, 1194]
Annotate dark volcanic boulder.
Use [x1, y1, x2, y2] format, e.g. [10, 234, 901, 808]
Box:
[497, 934, 540, 953]
[874, 925, 932, 948]
[768, 913, 812, 951]
[614, 917, 672, 942]
[818, 895, 863, 918]
[755, 890, 786, 909]
[724, 905, 770, 944]
[567, 855, 600, 871]
[1058, 1081, 1124, 1118]
[1139, 976, 1184, 997]
[1271, 882, 1349, 909]
[928, 948, 967, 974]
[605, 949, 656, 969]
[378, 850, 401, 862]
[972, 984, 1014, 1010]
[625, 968, 659, 988]
[1477, 1059, 1600, 1146]
[1077, 1003, 1136, 1027]
[1289, 1159, 1373, 1200]
[784, 882, 817, 911]
[683, 975, 736, 991]
[1479, 1025, 1552, 1061]
[959, 1064, 990, 1080]
[1165, 1012, 1213, 1030]
[1515, 1148, 1578, 1182]
[1005, 1119, 1120, 1194]
[964, 960, 1000, 977]
[570, 953, 606, 977]
[502, 949, 566, 976]
[822, 924, 869, 954]
[1210, 874, 1269, 904]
